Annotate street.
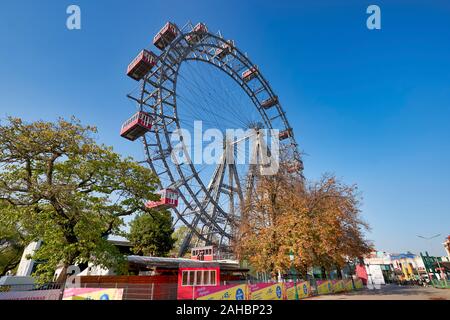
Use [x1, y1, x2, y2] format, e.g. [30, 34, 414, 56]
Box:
[308, 284, 450, 300]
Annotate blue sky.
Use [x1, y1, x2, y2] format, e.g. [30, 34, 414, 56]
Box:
[0, 1, 449, 256]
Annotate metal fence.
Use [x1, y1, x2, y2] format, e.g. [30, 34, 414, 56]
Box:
[76, 282, 178, 300]
[431, 279, 450, 289]
[0, 282, 63, 293]
[0, 278, 363, 300]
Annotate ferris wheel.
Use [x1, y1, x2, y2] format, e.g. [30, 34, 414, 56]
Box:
[121, 21, 303, 257]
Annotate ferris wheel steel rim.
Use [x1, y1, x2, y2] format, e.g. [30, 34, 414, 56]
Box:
[128, 22, 301, 255]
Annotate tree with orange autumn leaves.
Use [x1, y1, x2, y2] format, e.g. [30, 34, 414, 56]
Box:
[235, 163, 372, 277]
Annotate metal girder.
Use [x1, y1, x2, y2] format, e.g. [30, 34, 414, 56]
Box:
[126, 23, 302, 258]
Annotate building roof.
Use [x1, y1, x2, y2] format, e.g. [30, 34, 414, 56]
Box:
[127, 255, 248, 271]
[108, 239, 132, 247]
[390, 252, 417, 260]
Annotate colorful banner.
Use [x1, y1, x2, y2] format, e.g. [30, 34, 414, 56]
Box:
[196, 284, 247, 300]
[344, 279, 354, 291]
[332, 280, 345, 293]
[285, 281, 310, 300]
[298, 281, 311, 298]
[284, 282, 296, 300]
[0, 289, 61, 300]
[316, 280, 332, 295]
[249, 283, 284, 300]
[62, 288, 123, 300]
[354, 278, 364, 289]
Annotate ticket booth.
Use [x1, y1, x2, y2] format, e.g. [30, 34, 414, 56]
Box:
[177, 266, 220, 300]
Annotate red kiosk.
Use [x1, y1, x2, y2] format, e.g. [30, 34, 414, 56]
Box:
[177, 245, 221, 299]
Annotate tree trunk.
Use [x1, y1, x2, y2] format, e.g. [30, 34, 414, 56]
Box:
[54, 264, 69, 285]
[0, 257, 21, 277]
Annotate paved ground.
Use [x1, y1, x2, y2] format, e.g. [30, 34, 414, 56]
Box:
[308, 284, 450, 300]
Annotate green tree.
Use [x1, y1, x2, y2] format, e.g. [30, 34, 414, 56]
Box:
[127, 210, 175, 257]
[0, 117, 160, 282]
[170, 225, 200, 257]
[237, 169, 372, 276]
[0, 203, 27, 276]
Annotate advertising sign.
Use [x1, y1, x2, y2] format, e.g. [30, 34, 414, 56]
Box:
[284, 282, 296, 300]
[354, 278, 364, 289]
[367, 264, 385, 285]
[62, 288, 124, 300]
[344, 279, 354, 291]
[249, 283, 283, 300]
[332, 280, 345, 293]
[0, 289, 61, 300]
[316, 280, 332, 294]
[196, 284, 247, 300]
[285, 281, 310, 300]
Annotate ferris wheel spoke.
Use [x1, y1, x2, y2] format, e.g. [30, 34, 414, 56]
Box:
[125, 23, 302, 256]
[192, 63, 252, 127]
[177, 61, 253, 129]
[177, 83, 248, 130]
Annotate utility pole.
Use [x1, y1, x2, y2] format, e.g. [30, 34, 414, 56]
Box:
[289, 250, 299, 300]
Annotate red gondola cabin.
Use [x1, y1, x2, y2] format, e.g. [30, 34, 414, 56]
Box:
[215, 40, 234, 60]
[145, 188, 179, 209]
[120, 112, 153, 141]
[279, 128, 293, 141]
[242, 65, 259, 82]
[186, 23, 208, 44]
[153, 22, 178, 50]
[191, 246, 217, 261]
[127, 50, 157, 81]
[261, 96, 278, 109]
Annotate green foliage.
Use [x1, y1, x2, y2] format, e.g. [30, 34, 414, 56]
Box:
[0, 117, 160, 282]
[238, 172, 372, 275]
[127, 210, 175, 257]
[0, 204, 27, 276]
[170, 225, 201, 257]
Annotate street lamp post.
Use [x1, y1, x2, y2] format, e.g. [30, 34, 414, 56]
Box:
[289, 250, 299, 300]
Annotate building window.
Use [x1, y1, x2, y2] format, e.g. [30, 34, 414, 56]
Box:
[195, 270, 203, 285]
[210, 270, 217, 285]
[182, 271, 188, 286]
[181, 269, 217, 286]
[203, 270, 211, 285]
[188, 271, 195, 286]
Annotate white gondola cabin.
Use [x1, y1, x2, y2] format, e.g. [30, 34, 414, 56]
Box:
[120, 111, 153, 141]
[186, 22, 208, 44]
[127, 49, 158, 81]
[279, 128, 293, 141]
[145, 188, 179, 209]
[215, 40, 234, 60]
[153, 22, 178, 50]
[242, 65, 259, 82]
[261, 96, 278, 109]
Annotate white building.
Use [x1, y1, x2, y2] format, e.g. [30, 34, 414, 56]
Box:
[16, 241, 42, 277]
[444, 236, 450, 258]
[363, 251, 427, 282]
